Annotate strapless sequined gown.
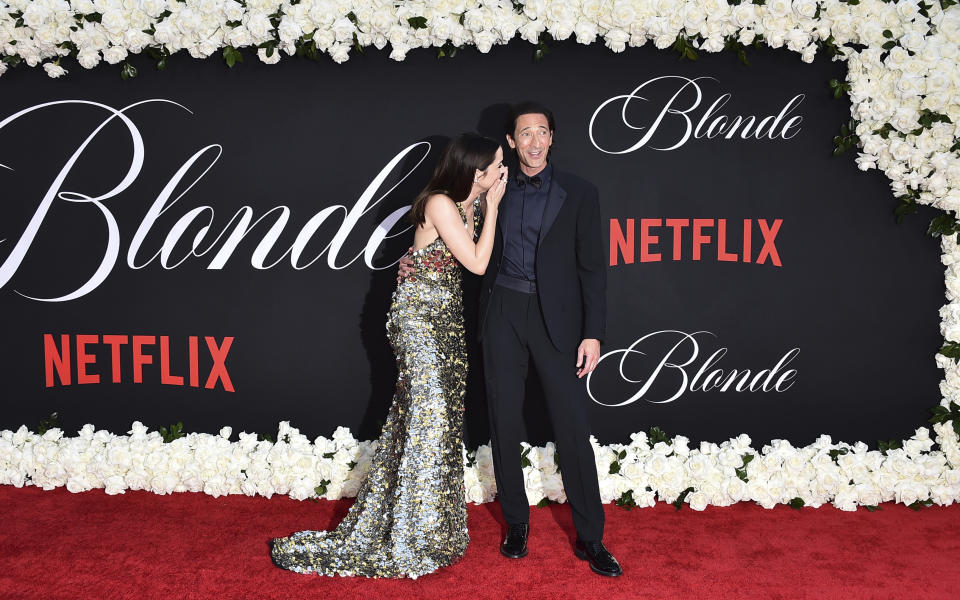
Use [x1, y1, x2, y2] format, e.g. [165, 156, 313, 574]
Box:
[271, 199, 480, 579]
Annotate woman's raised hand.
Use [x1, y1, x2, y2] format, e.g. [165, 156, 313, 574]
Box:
[485, 166, 508, 209]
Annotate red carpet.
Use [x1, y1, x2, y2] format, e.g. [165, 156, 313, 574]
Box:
[2, 486, 959, 600]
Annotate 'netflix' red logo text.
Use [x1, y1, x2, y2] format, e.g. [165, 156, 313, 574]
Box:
[609, 218, 782, 267]
[43, 334, 234, 391]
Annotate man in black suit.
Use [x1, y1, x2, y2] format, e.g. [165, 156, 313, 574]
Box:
[479, 102, 620, 577]
[398, 102, 620, 576]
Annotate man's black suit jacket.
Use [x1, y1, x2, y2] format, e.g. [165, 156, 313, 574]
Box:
[478, 166, 607, 352]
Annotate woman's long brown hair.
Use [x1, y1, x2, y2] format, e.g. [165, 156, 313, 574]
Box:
[409, 133, 500, 226]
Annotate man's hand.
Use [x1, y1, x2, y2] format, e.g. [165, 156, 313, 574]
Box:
[397, 247, 414, 283]
[576, 338, 601, 378]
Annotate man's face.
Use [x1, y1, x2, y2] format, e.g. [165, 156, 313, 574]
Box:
[507, 112, 553, 175]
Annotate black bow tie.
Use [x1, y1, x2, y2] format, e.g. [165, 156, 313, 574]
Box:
[515, 173, 542, 189]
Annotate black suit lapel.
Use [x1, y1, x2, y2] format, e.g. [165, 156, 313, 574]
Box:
[538, 177, 566, 250]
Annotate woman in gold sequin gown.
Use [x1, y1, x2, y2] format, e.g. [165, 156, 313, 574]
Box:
[271, 134, 507, 579]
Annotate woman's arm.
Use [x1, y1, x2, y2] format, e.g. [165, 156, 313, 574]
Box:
[425, 194, 499, 275]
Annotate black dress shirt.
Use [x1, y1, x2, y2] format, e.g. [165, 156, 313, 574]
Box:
[500, 163, 552, 282]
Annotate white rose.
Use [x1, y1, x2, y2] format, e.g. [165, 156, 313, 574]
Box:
[895, 74, 924, 98]
[466, 481, 487, 504]
[895, 480, 927, 506]
[747, 480, 776, 509]
[832, 484, 858, 511]
[574, 19, 598, 44]
[278, 16, 302, 44]
[792, 0, 817, 18]
[684, 454, 711, 480]
[474, 30, 495, 53]
[645, 453, 669, 476]
[389, 42, 410, 61]
[100, 45, 127, 65]
[722, 477, 747, 502]
[610, 0, 637, 27]
[331, 16, 356, 43]
[257, 46, 282, 64]
[245, 12, 272, 40]
[620, 459, 646, 483]
[103, 475, 126, 495]
[598, 475, 625, 503]
[100, 9, 127, 35]
[767, 0, 792, 18]
[543, 472, 566, 502]
[43, 62, 67, 78]
[66, 474, 94, 493]
[896, 0, 920, 21]
[687, 490, 708, 511]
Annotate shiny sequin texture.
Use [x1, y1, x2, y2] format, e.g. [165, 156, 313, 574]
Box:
[271, 198, 481, 579]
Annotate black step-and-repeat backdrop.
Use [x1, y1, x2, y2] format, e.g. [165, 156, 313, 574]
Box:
[0, 41, 944, 447]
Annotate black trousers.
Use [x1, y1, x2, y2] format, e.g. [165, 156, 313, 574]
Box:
[482, 285, 605, 542]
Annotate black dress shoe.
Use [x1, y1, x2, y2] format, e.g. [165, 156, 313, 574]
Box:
[500, 523, 529, 558]
[574, 539, 622, 577]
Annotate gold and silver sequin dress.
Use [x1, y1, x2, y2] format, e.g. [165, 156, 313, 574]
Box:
[271, 198, 480, 579]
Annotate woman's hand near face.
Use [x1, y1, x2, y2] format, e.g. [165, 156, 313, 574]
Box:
[485, 166, 508, 210]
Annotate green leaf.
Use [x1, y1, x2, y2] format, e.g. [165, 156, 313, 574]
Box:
[927, 214, 960, 238]
[907, 499, 934, 511]
[672, 486, 695, 510]
[829, 447, 849, 462]
[37, 412, 60, 435]
[788, 497, 805, 510]
[882, 30, 893, 39]
[865, 505, 881, 512]
[881, 40, 896, 50]
[734, 453, 755, 482]
[893, 195, 918, 224]
[159, 421, 184, 443]
[616, 489, 637, 510]
[878, 439, 902, 454]
[536, 497, 557, 508]
[322, 451, 335, 459]
[649, 426, 672, 445]
[939, 342, 960, 364]
[120, 62, 138, 80]
[407, 16, 428, 29]
[2, 54, 23, 68]
[223, 45, 242, 68]
[346, 11, 358, 25]
[520, 446, 532, 468]
[314, 479, 330, 497]
[873, 123, 895, 139]
[258, 433, 275, 443]
[608, 461, 621, 475]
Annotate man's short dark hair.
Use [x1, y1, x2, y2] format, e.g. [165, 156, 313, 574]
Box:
[506, 101, 556, 138]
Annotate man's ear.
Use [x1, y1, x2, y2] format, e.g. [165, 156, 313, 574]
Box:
[506, 134, 517, 149]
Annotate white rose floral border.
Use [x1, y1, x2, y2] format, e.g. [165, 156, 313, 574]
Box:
[2, 0, 960, 512]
